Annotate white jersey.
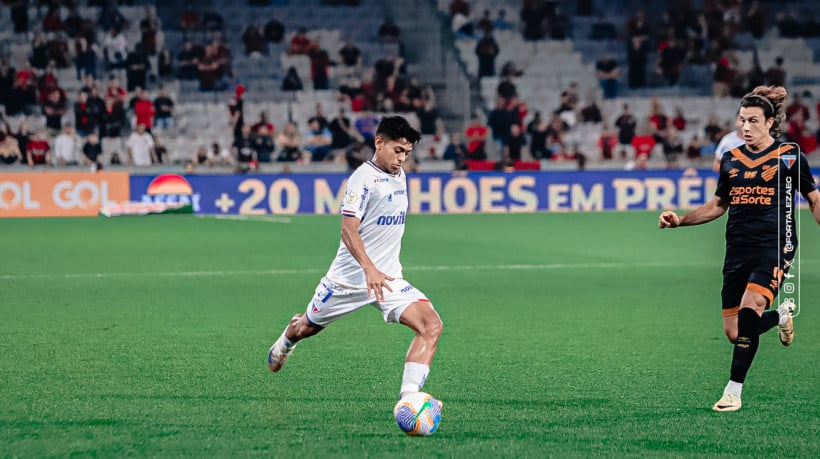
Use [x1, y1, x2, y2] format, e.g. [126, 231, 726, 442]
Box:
[714, 130, 743, 161]
[325, 160, 408, 288]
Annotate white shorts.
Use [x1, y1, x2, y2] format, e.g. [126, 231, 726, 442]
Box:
[304, 276, 430, 327]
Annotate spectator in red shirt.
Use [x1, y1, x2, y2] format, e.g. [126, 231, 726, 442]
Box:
[787, 110, 816, 154]
[15, 61, 37, 87]
[671, 107, 687, 131]
[288, 28, 315, 55]
[464, 114, 488, 160]
[598, 123, 618, 160]
[785, 93, 810, 122]
[106, 77, 127, 110]
[134, 91, 156, 131]
[631, 131, 656, 159]
[27, 130, 52, 167]
[251, 111, 275, 135]
[647, 98, 668, 133]
[42, 7, 64, 33]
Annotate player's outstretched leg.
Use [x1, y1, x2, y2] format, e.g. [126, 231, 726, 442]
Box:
[268, 313, 323, 372]
[398, 301, 443, 399]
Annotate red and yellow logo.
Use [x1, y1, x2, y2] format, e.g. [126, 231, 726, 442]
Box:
[146, 174, 194, 195]
[142, 174, 201, 212]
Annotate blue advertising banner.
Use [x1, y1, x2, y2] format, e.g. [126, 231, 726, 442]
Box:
[130, 170, 730, 215]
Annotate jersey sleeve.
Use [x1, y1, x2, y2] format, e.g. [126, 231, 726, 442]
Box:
[714, 154, 731, 200]
[340, 169, 372, 220]
[797, 152, 817, 198]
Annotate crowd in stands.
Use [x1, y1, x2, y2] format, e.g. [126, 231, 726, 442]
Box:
[455, 73, 819, 171]
[0, 0, 450, 172]
[2, 0, 819, 173]
[438, 0, 819, 171]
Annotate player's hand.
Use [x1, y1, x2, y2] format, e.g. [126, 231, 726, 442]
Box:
[658, 211, 681, 229]
[364, 267, 394, 302]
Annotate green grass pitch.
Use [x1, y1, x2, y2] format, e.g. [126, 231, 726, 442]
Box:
[2, 212, 819, 457]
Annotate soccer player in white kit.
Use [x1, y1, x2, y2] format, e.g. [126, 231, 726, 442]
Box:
[267, 116, 444, 401]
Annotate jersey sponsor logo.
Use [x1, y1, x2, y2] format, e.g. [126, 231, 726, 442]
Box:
[782, 154, 797, 169]
[394, 189, 406, 196]
[744, 170, 758, 179]
[729, 185, 775, 205]
[376, 211, 406, 226]
[400, 284, 415, 293]
[373, 177, 390, 183]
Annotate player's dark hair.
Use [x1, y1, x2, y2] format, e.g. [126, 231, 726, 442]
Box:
[740, 85, 788, 137]
[376, 116, 421, 145]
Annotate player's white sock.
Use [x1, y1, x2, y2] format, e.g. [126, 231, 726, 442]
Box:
[278, 331, 295, 353]
[724, 380, 743, 398]
[400, 362, 429, 396]
[778, 309, 790, 327]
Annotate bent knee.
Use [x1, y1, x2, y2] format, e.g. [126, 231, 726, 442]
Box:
[422, 316, 444, 340]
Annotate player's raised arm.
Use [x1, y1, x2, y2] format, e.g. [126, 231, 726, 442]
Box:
[340, 215, 394, 301]
[659, 196, 729, 228]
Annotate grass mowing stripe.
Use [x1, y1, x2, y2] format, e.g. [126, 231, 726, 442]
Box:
[0, 260, 740, 280]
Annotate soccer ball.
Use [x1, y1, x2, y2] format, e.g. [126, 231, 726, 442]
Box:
[393, 392, 441, 436]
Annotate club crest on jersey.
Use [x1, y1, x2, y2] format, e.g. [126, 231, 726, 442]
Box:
[761, 164, 777, 182]
[781, 154, 797, 169]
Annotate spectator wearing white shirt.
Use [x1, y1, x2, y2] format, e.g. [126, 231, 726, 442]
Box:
[208, 141, 233, 166]
[127, 123, 156, 166]
[54, 125, 81, 167]
[104, 27, 128, 72]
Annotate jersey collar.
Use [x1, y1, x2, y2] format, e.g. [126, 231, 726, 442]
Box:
[367, 160, 402, 177]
